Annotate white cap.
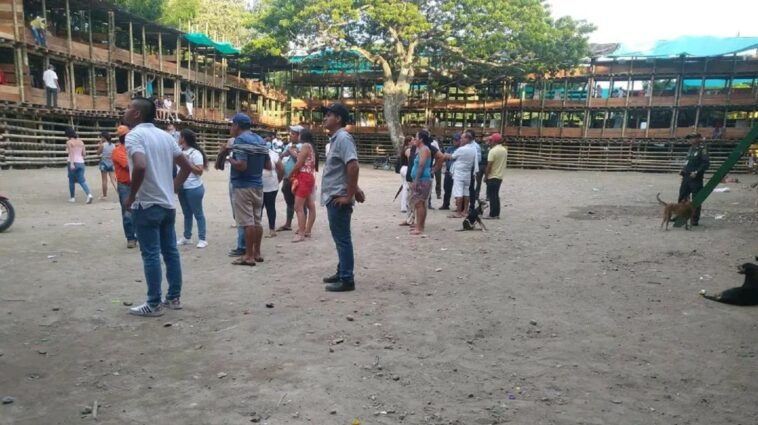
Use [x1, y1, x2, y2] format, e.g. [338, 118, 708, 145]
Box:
[288, 125, 305, 133]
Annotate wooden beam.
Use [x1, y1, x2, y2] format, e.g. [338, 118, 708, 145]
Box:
[10, 0, 19, 41]
[90, 65, 96, 109]
[68, 60, 75, 108]
[65, 0, 72, 53]
[158, 32, 163, 72]
[88, 8, 93, 60]
[107, 11, 115, 110]
[128, 21, 134, 66]
[141, 24, 147, 67]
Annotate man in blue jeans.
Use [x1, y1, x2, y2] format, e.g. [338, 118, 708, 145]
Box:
[320, 103, 365, 292]
[123, 97, 193, 317]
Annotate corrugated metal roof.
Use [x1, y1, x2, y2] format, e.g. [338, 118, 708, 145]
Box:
[608, 36, 758, 58]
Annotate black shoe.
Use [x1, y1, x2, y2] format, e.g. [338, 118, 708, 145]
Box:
[323, 272, 341, 284]
[228, 248, 245, 257]
[326, 279, 355, 292]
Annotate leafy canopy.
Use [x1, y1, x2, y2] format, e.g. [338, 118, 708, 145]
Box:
[249, 0, 595, 80]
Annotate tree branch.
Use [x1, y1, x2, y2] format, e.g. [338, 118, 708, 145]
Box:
[351, 46, 393, 81]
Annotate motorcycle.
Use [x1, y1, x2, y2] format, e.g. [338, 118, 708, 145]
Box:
[0, 195, 15, 232]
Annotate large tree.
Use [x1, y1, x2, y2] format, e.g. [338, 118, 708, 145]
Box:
[250, 0, 593, 147]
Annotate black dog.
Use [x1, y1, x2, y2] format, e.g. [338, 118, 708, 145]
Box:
[461, 199, 488, 231]
[701, 258, 758, 306]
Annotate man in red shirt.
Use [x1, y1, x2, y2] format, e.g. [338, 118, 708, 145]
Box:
[112, 125, 137, 248]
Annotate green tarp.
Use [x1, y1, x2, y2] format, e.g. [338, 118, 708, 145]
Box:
[183, 32, 240, 55]
[610, 36, 758, 58]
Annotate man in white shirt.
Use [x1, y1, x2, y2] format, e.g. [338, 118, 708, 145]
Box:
[42, 65, 59, 108]
[443, 131, 478, 217]
[123, 97, 193, 317]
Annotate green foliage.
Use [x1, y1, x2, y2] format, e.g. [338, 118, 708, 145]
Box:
[251, 0, 595, 80]
[160, 0, 201, 28]
[112, 0, 165, 21]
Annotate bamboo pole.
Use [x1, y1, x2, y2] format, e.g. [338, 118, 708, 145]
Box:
[10, 0, 19, 41]
[107, 11, 115, 110]
[141, 24, 147, 67]
[128, 21, 134, 94]
[65, 0, 72, 53]
[158, 32, 163, 72]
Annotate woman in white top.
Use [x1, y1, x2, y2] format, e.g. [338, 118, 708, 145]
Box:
[176, 129, 209, 248]
[262, 144, 285, 238]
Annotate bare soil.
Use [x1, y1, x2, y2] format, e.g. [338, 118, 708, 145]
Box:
[0, 166, 757, 425]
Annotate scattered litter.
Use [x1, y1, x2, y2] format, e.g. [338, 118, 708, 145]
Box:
[507, 393, 516, 400]
[699, 274, 712, 281]
[529, 320, 538, 326]
[713, 187, 730, 193]
[435, 268, 442, 272]
[122, 301, 133, 306]
[217, 372, 228, 379]
[63, 222, 85, 226]
[46, 255, 56, 259]
[110, 299, 121, 304]
[592, 188, 600, 192]
[163, 322, 172, 328]
[440, 248, 448, 251]
[714, 214, 725, 220]
[699, 289, 707, 295]
[332, 338, 345, 345]
[346, 316, 354, 321]
[2, 396, 15, 404]
[265, 303, 274, 308]
[611, 399, 622, 404]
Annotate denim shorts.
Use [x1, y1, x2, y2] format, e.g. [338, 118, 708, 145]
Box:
[99, 161, 114, 172]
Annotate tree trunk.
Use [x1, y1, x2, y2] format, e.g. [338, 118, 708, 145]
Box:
[383, 80, 410, 151]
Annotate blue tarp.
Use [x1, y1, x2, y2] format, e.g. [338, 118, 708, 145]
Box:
[609, 36, 758, 58]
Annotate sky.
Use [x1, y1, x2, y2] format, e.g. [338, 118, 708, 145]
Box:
[547, 0, 757, 45]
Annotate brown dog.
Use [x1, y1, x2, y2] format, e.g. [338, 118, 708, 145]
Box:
[657, 193, 694, 230]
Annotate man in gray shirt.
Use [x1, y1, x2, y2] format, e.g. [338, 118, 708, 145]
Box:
[320, 103, 365, 292]
[124, 97, 193, 317]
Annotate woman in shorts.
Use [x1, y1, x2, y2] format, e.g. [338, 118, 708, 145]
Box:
[410, 130, 433, 236]
[96, 131, 116, 200]
[290, 130, 319, 242]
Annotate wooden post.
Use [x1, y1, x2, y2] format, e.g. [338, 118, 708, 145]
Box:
[14, 48, 25, 102]
[90, 65, 96, 109]
[68, 60, 75, 108]
[128, 21, 134, 66]
[235, 89, 240, 111]
[41, 0, 47, 30]
[107, 11, 115, 109]
[158, 32, 163, 72]
[141, 25, 147, 67]
[176, 36, 181, 75]
[10, 0, 19, 41]
[644, 108, 651, 138]
[88, 8, 93, 60]
[65, 0, 72, 53]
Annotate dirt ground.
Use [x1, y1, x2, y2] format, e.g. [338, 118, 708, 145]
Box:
[0, 166, 756, 425]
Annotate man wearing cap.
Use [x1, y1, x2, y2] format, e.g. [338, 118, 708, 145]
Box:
[276, 125, 305, 232]
[112, 125, 137, 248]
[223, 113, 271, 266]
[320, 103, 365, 292]
[484, 133, 507, 219]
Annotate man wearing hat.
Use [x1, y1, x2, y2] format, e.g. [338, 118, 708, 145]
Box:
[484, 133, 507, 219]
[320, 103, 365, 292]
[276, 124, 305, 232]
[223, 113, 271, 266]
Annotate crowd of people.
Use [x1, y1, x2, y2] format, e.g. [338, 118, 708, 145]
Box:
[397, 129, 508, 235]
[64, 99, 519, 317]
[62, 100, 364, 316]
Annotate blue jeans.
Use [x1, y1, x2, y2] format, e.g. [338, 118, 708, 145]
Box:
[133, 205, 182, 306]
[326, 202, 354, 280]
[178, 185, 206, 240]
[117, 183, 136, 241]
[31, 27, 46, 47]
[67, 163, 90, 198]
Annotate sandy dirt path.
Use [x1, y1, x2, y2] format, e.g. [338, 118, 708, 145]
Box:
[0, 166, 756, 425]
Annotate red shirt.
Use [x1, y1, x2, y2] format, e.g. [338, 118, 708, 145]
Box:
[112, 144, 130, 184]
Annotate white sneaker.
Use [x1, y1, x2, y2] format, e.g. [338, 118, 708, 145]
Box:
[128, 302, 164, 317]
[196, 240, 208, 248]
[68, 198, 76, 203]
[86, 194, 93, 204]
[177, 238, 192, 246]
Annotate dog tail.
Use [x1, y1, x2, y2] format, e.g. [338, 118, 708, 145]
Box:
[656, 192, 667, 206]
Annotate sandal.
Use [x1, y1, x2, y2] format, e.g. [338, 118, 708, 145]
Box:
[232, 258, 256, 266]
[276, 225, 292, 232]
[291, 236, 306, 243]
[254, 257, 264, 263]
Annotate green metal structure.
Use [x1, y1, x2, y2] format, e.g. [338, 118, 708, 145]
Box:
[675, 124, 758, 227]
